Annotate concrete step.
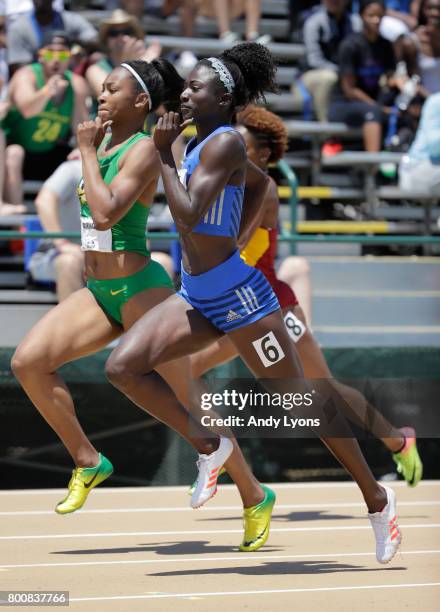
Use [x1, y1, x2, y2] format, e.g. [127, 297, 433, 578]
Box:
[0, 255, 24, 271]
[82, 12, 290, 39]
[0, 290, 56, 304]
[309, 257, 440, 291]
[0, 271, 26, 288]
[88, 0, 288, 16]
[0, 304, 52, 347]
[312, 294, 439, 326]
[313, 326, 440, 348]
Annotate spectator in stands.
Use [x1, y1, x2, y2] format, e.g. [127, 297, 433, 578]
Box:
[296, 0, 361, 122]
[328, 0, 397, 151]
[0, 12, 7, 100]
[85, 9, 161, 100]
[207, 0, 270, 44]
[120, 0, 198, 37]
[395, 0, 440, 95]
[0, 0, 63, 25]
[31, 157, 85, 301]
[7, 0, 98, 72]
[380, 0, 418, 41]
[287, 0, 321, 41]
[0, 127, 27, 214]
[399, 92, 440, 194]
[0, 13, 27, 214]
[0, 12, 8, 117]
[1, 31, 89, 204]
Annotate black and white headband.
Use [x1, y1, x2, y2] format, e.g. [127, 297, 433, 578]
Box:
[120, 63, 152, 111]
[206, 57, 235, 94]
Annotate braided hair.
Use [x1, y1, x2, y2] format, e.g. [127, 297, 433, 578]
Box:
[199, 42, 278, 109]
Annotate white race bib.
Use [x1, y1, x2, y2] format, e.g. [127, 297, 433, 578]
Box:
[80, 216, 112, 252]
[252, 331, 285, 368]
[178, 168, 188, 188]
[284, 311, 306, 343]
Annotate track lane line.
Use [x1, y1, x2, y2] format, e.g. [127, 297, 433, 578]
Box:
[1, 523, 438, 541]
[1, 549, 439, 570]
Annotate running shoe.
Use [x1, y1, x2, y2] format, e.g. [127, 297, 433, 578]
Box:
[392, 426, 423, 487]
[188, 466, 226, 496]
[240, 484, 276, 552]
[55, 453, 113, 514]
[368, 485, 402, 564]
[191, 436, 233, 509]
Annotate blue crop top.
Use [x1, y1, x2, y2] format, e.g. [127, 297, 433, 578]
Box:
[179, 125, 245, 237]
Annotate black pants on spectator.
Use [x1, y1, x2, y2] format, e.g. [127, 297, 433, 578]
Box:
[328, 99, 386, 127]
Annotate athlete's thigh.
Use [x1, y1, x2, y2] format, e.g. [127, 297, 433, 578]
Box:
[121, 287, 222, 406]
[286, 305, 332, 379]
[226, 309, 304, 379]
[190, 335, 238, 378]
[121, 286, 176, 329]
[15, 288, 121, 368]
[114, 293, 223, 371]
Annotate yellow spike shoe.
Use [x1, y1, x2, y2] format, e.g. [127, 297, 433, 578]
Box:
[55, 453, 113, 514]
[239, 484, 276, 552]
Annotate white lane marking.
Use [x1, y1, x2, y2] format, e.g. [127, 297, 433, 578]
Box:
[1, 549, 439, 571]
[0, 481, 438, 495]
[0, 500, 438, 517]
[0, 523, 438, 541]
[69, 583, 440, 602]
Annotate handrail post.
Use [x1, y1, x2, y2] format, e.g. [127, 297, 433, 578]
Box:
[277, 159, 298, 255]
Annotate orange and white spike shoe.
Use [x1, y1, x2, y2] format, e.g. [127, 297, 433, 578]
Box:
[190, 436, 233, 509]
[368, 486, 402, 564]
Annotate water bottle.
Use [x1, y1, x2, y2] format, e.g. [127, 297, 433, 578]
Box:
[395, 75, 420, 111]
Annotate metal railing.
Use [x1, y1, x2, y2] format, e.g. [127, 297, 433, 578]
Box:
[0, 160, 438, 252]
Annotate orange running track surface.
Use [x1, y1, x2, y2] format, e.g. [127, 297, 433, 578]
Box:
[0, 481, 439, 611]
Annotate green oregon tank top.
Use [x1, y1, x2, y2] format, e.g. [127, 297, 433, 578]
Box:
[1, 63, 74, 153]
[78, 132, 150, 257]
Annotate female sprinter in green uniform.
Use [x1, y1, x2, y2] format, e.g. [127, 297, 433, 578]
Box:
[11, 60, 268, 534]
[106, 43, 402, 563]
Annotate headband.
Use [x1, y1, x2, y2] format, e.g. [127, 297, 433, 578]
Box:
[120, 63, 152, 110]
[206, 57, 235, 94]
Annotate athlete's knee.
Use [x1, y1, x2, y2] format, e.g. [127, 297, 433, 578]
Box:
[190, 353, 206, 378]
[105, 347, 148, 392]
[55, 250, 83, 268]
[11, 343, 45, 380]
[54, 251, 84, 278]
[282, 256, 310, 278]
[5, 145, 24, 170]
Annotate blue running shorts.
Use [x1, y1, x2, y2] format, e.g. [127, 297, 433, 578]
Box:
[179, 250, 280, 332]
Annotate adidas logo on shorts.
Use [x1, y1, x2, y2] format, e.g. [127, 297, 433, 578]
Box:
[226, 310, 242, 322]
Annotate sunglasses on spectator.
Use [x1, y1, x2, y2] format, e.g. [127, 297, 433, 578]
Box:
[39, 50, 71, 62]
[0, 24, 6, 33]
[107, 28, 136, 38]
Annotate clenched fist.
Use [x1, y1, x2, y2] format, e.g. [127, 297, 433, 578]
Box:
[77, 116, 112, 151]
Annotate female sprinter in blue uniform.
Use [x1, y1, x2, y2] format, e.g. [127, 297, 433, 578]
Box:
[190, 106, 422, 488]
[106, 43, 402, 562]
